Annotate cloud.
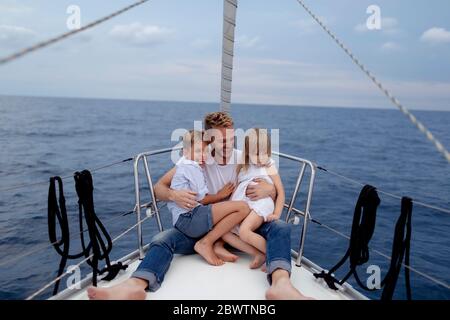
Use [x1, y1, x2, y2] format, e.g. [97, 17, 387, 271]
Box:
[109, 23, 173, 47]
[421, 27, 450, 45]
[0, 3, 32, 15]
[355, 17, 400, 35]
[227, 57, 450, 110]
[292, 16, 329, 35]
[236, 35, 261, 49]
[380, 41, 402, 52]
[0, 25, 36, 48]
[190, 38, 211, 49]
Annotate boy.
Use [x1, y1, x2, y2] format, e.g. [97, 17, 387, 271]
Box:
[169, 130, 250, 266]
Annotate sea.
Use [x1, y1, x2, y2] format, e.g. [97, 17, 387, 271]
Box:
[0, 95, 449, 300]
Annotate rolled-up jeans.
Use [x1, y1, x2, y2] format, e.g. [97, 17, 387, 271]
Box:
[132, 219, 292, 291]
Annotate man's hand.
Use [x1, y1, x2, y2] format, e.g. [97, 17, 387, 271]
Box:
[169, 189, 198, 210]
[246, 178, 276, 201]
[266, 214, 279, 222]
[217, 182, 235, 200]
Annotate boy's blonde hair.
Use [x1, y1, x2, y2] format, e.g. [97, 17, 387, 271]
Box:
[204, 111, 234, 130]
[238, 128, 271, 173]
[183, 130, 207, 150]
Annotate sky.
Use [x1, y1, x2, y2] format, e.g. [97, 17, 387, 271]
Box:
[0, 0, 450, 110]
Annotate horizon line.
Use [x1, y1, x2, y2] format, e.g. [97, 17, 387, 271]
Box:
[0, 93, 449, 113]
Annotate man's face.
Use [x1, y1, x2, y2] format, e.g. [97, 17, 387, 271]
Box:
[208, 126, 235, 160]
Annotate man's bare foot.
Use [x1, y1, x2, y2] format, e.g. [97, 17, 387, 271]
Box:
[214, 242, 238, 262]
[265, 277, 314, 300]
[194, 240, 224, 266]
[87, 278, 147, 300]
[249, 253, 265, 269]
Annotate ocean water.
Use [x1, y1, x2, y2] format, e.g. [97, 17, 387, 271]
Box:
[0, 95, 449, 300]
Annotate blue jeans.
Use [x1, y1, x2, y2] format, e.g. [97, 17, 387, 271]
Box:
[132, 220, 292, 291]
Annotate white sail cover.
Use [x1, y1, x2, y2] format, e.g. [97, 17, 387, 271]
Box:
[220, 0, 238, 112]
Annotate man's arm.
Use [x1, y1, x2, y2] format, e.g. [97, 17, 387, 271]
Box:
[245, 178, 277, 201]
[154, 167, 198, 209]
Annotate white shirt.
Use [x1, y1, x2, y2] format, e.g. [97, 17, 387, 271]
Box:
[231, 159, 276, 220]
[167, 156, 209, 225]
[203, 149, 242, 194]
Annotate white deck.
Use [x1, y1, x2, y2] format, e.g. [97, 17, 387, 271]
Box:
[64, 252, 365, 300]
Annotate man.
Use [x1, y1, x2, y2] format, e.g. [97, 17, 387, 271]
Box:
[88, 112, 308, 300]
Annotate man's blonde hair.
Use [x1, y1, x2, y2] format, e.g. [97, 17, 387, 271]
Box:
[183, 130, 207, 150]
[204, 111, 234, 130]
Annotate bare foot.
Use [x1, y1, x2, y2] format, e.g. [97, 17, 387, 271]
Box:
[214, 242, 238, 262]
[249, 253, 265, 269]
[265, 277, 314, 300]
[194, 240, 224, 266]
[87, 278, 147, 300]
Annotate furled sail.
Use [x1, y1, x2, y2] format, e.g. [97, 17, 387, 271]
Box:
[220, 0, 238, 112]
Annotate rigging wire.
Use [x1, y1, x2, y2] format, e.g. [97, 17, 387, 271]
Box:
[312, 219, 450, 290]
[0, 208, 134, 268]
[1, 157, 448, 216]
[294, 0, 450, 164]
[25, 215, 152, 300]
[317, 166, 450, 215]
[0, 158, 132, 193]
[0, 0, 151, 65]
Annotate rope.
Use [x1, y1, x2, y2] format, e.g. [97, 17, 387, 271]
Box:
[294, 0, 450, 164]
[48, 170, 128, 294]
[25, 215, 151, 300]
[311, 219, 450, 290]
[317, 166, 450, 215]
[0, 158, 132, 193]
[314, 185, 381, 291]
[381, 197, 413, 300]
[0, 0, 150, 65]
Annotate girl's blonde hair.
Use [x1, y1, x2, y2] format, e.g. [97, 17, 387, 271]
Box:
[237, 128, 271, 174]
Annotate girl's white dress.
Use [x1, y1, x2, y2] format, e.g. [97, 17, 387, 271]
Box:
[231, 160, 275, 222]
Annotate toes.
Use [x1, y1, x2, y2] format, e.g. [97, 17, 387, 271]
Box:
[87, 289, 95, 299]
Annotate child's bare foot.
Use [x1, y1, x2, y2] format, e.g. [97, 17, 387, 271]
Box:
[214, 242, 238, 262]
[195, 240, 224, 266]
[87, 278, 147, 300]
[249, 252, 265, 269]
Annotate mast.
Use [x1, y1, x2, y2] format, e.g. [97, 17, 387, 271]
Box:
[219, 0, 238, 112]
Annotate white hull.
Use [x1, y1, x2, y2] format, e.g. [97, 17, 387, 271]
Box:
[52, 249, 367, 300]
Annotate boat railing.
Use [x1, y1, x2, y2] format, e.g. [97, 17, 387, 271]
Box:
[133, 147, 316, 267]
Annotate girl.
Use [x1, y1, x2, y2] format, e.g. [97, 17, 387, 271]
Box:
[220, 128, 285, 269]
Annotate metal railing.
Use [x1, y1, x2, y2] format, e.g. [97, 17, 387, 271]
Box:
[133, 147, 317, 265]
[274, 151, 316, 266]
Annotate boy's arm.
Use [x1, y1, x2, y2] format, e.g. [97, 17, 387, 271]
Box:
[154, 167, 198, 209]
[199, 182, 235, 205]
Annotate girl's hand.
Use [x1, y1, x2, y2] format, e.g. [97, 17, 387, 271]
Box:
[266, 214, 279, 222]
[218, 182, 235, 200]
